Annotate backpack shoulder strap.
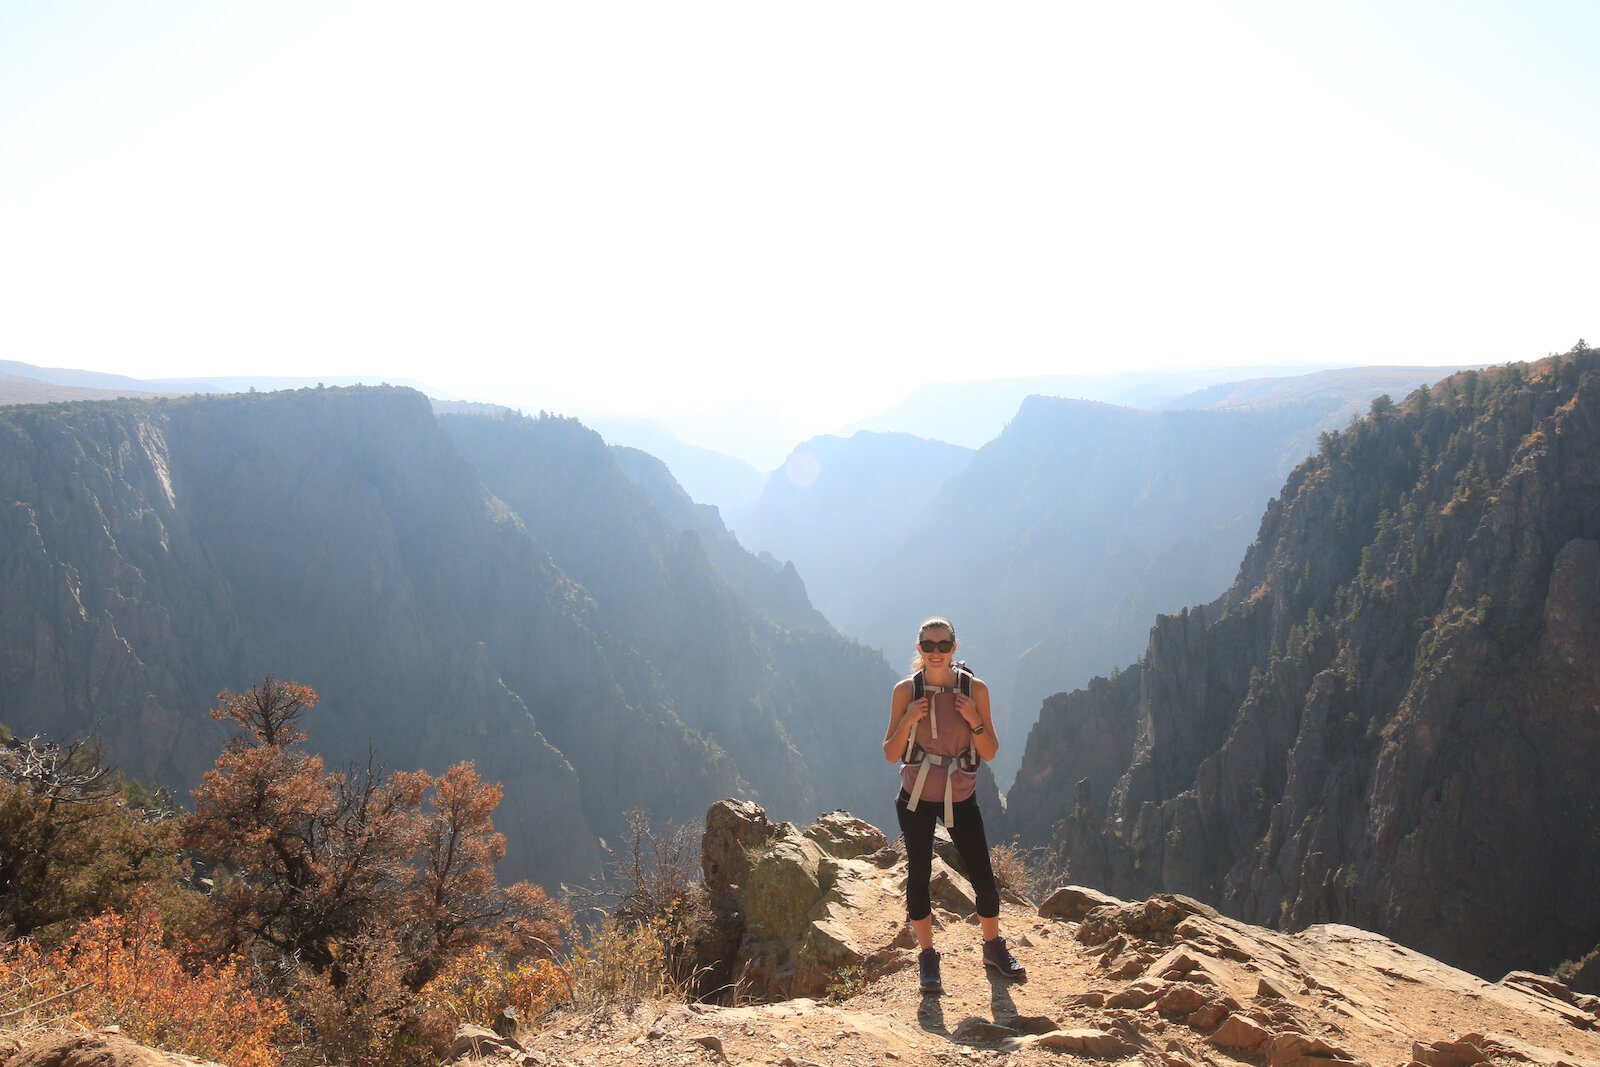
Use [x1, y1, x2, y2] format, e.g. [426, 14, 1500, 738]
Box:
[905, 669, 927, 762]
[953, 663, 980, 769]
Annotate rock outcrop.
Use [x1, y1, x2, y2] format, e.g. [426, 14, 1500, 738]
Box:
[4, 1030, 217, 1067]
[1008, 349, 1600, 980]
[701, 799, 906, 1001]
[570, 801, 1600, 1067]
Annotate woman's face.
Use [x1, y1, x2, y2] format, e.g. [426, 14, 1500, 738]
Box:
[918, 626, 956, 668]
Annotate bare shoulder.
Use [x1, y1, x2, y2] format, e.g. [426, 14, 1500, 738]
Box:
[892, 676, 915, 698]
[969, 676, 990, 697]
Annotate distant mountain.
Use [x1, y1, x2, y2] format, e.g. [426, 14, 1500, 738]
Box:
[609, 445, 827, 633]
[1007, 346, 1600, 979]
[836, 367, 1342, 449]
[0, 359, 168, 395]
[1164, 364, 1480, 416]
[0, 386, 895, 890]
[440, 411, 895, 828]
[727, 431, 974, 642]
[628, 401, 798, 473]
[584, 415, 767, 517]
[0, 371, 158, 405]
[152, 373, 451, 395]
[842, 396, 1351, 784]
[0, 358, 445, 400]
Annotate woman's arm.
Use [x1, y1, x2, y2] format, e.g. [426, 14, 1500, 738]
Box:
[955, 679, 999, 763]
[883, 677, 928, 763]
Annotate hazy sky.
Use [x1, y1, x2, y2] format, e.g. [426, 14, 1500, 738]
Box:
[2, 2, 1595, 446]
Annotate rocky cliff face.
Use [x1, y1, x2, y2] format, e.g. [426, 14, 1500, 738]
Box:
[440, 412, 896, 830]
[1008, 349, 1600, 979]
[608, 444, 826, 634]
[0, 387, 894, 888]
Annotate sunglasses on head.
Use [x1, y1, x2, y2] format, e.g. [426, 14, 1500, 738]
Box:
[918, 639, 955, 653]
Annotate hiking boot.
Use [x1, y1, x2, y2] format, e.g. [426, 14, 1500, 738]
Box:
[917, 947, 943, 994]
[982, 935, 1026, 980]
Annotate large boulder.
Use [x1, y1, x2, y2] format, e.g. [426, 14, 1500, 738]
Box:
[742, 833, 828, 943]
[1078, 894, 1219, 946]
[8, 1032, 194, 1067]
[803, 810, 888, 859]
[698, 798, 780, 999]
[1038, 884, 1124, 920]
[445, 1024, 523, 1063]
[792, 916, 869, 993]
[702, 799, 777, 907]
[927, 857, 978, 914]
[703, 800, 931, 1001]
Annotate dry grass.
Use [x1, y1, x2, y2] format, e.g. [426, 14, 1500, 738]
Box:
[990, 841, 1069, 905]
[556, 810, 715, 1018]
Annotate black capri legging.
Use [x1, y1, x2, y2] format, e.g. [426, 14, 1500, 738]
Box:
[895, 789, 1000, 921]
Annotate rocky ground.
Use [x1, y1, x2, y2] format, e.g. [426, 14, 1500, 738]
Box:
[5, 803, 1597, 1067]
[468, 907, 1600, 1067]
[453, 803, 1600, 1067]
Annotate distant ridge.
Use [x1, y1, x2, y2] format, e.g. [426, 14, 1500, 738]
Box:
[836, 366, 1342, 448]
[585, 414, 767, 517]
[727, 430, 974, 632]
[0, 358, 447, 400]
[1165, 363, 1486, 412]
[0, 371, 159, 405]
[0, 359, 166, 394]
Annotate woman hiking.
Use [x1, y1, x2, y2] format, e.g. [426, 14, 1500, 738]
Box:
[882, 616, 1026, 994]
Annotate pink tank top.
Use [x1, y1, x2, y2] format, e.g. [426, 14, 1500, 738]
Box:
[899, 688, 978, 804]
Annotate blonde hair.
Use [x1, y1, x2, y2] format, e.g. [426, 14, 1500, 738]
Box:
[910, 616, 957, 672]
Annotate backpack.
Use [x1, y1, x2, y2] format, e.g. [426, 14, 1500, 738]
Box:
[902, 661, 981, 826]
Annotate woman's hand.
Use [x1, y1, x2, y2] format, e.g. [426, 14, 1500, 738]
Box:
[905, 696, 931, 729]
[954, 692, 980, 729]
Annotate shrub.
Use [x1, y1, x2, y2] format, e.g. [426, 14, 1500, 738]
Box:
[989, 843, 1028, 895]
[1555, 945, 1600, 995]
[561, 907, 686, 1012]
[415, 944, 567, 1048]
[990, 841, 1069, 905]
[0, 735, 180, 940]
[284, 937, 418, 1067]
[824, 962, 868, 1003]
[0, 890, 287, 1067]
[5, 679, 581, 1067]
[180, 679, 568, 987]
[177, 678, 571, 1066]
[559, 810, 714, 1012]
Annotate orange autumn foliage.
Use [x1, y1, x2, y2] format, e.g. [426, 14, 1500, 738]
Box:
[173, 677, 570, 1065]
[0, 890, 287, 1067]
[415, 945, 568, 1048]
[180, 679, 566, 993]
[3, 678, 574, 1067]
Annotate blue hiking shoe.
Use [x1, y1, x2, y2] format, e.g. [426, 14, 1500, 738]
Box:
[982, 935, 1026, 981]
[917, 947, 942, 994]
